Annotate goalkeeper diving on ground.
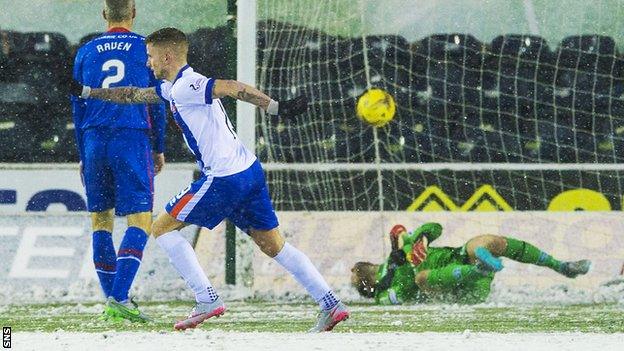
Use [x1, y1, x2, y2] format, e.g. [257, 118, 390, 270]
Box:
[351, 223, 591, 304]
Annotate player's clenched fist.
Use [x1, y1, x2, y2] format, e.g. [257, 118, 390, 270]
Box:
[70, 79, 90, 99]
[277, 95, 308, 118]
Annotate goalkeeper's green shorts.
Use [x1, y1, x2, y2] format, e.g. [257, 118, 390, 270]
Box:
[453, 274, 493, 304]
[417, 246, 494, 304]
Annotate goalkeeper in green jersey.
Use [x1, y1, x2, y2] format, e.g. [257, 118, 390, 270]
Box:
[351, 223, 591, 304]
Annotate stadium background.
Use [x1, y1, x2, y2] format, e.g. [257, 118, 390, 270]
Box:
[2, 0, 624, 44]
[1, 0, 623, 305]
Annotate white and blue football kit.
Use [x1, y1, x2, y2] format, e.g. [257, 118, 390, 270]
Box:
[157, 65, 279, 232]
[149, 65, 346, 328]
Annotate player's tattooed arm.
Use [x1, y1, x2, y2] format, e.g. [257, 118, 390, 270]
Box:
[89, 87, 162, 104]
[212, 79, 272, 110]
[211, 79, 309, 118]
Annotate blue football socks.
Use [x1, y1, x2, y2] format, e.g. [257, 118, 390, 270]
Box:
[92, 230, 117, 297]
[110, 227, 148, 303]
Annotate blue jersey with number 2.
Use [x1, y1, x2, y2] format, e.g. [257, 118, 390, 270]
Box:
[73, 30, 159, 130]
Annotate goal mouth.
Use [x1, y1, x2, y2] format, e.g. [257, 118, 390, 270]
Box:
[252, 1, 624, 212]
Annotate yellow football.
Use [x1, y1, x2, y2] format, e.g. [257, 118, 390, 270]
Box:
[356, 88, 396, 127]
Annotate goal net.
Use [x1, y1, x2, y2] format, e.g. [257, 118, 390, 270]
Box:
[253, 0, 624, 213]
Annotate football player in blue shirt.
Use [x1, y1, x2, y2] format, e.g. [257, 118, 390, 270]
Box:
[71, 0, 165, 322]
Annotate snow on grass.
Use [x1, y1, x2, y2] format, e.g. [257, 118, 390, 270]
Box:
[12, 331, 624, 351]
[4, 301, 624, 350]
[4, 301, 624, 333]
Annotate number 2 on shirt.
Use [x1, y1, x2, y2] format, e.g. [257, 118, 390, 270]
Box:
[101, 59, 125, 88]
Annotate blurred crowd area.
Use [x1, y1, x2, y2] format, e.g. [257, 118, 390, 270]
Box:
[257, 22, 624, 165]
[2, 22, 624, 164]
[0, 26, 233, 163]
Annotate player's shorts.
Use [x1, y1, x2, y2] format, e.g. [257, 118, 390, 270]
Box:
[424, 271, 493, 305]
[82, 127, 153, 216]
[416, 246, 470, 272]
[165, 159, 279, 233]
[453, 274, 493, 304]
[418, 246, 493, 304]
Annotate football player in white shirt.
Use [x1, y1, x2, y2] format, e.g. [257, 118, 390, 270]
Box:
[74, 27, 349, 332]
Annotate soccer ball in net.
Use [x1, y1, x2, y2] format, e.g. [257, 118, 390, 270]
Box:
[356, 88, 396, 127]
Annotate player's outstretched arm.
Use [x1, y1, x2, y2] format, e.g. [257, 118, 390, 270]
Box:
[212, 79, 309, 118]
[90, 87, 161, 104]
[70, 80, 161, 104]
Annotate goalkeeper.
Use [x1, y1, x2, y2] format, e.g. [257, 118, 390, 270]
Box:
[351, 223, 591, 304]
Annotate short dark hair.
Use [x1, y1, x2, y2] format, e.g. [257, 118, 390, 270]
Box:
[104, 0, 134, 22]
[146, 27, 188, 50]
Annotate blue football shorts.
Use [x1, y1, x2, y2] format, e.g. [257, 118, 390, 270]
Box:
[165, 159, 279, 233]
[82, 127, 154, 216]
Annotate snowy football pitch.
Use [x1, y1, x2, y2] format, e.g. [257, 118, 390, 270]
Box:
[3, 301, 624, 350]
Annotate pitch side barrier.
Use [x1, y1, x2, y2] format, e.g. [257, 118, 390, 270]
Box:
[195, 211, 624, 301]
[0, 164, 196, 303]
[2, 164, 623, 303]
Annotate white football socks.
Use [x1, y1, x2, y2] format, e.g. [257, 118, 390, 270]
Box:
[156, 231, 218, 303]
[273, 242, 333, 306]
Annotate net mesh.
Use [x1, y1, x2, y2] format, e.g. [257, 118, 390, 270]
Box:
[255, 0, 624, 211]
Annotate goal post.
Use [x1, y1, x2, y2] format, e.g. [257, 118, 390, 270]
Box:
[236, 0, 257, 149]
[229, 0, 257, 288]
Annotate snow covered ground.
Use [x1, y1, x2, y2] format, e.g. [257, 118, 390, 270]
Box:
[13, 331, 624, 351]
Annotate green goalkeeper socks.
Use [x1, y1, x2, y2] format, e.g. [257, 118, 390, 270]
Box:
[503, 237, 562, 272]
[426, 265, 483, 290]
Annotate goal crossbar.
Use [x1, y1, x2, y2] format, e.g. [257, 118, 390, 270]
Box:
[261, 162, 624, 172]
